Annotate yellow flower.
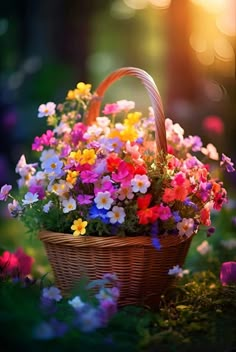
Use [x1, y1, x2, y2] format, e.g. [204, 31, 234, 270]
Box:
[76, 82, 91, 96]
[71, 218, 88, 236]
[66, 170, 78, 185]
[80, 149, 96, 165]
[69, 150, 81, 163]
[124, 112, 142, 126]
[120, 127, 138, 142]
[66, 89, 76, 100]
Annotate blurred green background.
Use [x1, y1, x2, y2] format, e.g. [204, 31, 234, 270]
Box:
[0, 0, 235, 265]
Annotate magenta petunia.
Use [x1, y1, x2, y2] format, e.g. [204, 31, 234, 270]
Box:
[220, 261, 236, 286]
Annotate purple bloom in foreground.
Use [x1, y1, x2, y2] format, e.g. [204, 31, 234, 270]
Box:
[0, 184, 12, 201]
[220, 261, 236, 286]
[220, 153, 235, 173]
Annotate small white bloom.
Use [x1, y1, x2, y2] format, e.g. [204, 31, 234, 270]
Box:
[107, 206, 126, 224]
[168, 265, 189, 278]
[96, 116, 110, 128]
[38, 102, 56, 118]
[94, 191, 113, 210]
[116, 99, 135, 111]
[177, 218, 195, 237]
[40, 149, 57, 166]
[43, 156, 63, 175]
[131, 174, 151, 194]
[197, 240, 212, 255]
[53, 121, 71, 135]
[22, 192, 39, 205]
[62, 197, 76, 213]
[42, 286, 62, 301]
[68, 296, 85, 310]
[43, 201, 53, 213]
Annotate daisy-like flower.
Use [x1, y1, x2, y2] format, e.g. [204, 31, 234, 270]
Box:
[42, 286, 62, 301]
[107, 206, 126, 224]
[62, 197, 76, 213]
[0, 184, 12, 201]
[68, 296, 86, 310]
[94, 191, 113, 210]
[118, 186, 134, 201]
[38, 102, 56, 118]
[177, 218, 195, 237]
[131, 174, 151, 194]
[43, 156, 63, 176]
[22, 192, 39, 205]
[71, 218, 88, 236]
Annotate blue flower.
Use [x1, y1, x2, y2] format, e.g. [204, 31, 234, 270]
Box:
[89, 205, 109, 224]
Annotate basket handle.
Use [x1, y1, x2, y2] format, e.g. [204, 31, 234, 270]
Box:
[86, 67, 167, 156]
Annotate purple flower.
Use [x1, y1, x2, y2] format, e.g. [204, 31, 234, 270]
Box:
[173, 211, 182, 223]
[0, 184, 12, 201]
[151, 237, 161, 250]
[220, 261, 236, 286]
[49, 318, 68, 337]
[77, 194, 93, 205]
[80, 170, 99, 183]
[220, 153, 235, 173]
[207, 226, 215, 237]
[29, 184, 45, 200]
[40, 296, 58, 315]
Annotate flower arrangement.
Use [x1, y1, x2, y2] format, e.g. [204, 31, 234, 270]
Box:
[1, 78, 235, 248]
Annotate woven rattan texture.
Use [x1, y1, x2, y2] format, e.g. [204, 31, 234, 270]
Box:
[39, 231, 193, 307]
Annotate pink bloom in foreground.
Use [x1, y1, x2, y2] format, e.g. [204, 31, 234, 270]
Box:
[102, 103, 120, 115]
[0, 248, 34, 278]
[220, 261, 236, 286]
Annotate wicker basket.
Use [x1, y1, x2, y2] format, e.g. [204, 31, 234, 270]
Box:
[39, 67, 195, 307]
[39, 230, 193, 307]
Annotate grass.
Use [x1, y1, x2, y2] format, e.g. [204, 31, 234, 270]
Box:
[0, 204, 236, 351]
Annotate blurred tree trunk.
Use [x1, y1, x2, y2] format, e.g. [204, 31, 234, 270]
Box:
[166, 0, 200, 119]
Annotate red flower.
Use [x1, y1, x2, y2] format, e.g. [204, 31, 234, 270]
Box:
[106, 153, 122, 172]
[0, 248, 34, 279]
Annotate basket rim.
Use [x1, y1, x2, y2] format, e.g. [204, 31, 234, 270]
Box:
[38, 229, 196, 248]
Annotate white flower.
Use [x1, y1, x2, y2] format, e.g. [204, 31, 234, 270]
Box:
[68, 296, 85, 310]
[116, 99, 135, 111]
[43, 201, 53, 213]
[22, 192, 39, 205]
[38, 102, 56, 118]
[53, 121, 71, 135]
[43, 156, 63, 176]
[40, 149, 57, 166]
[201, 143, 219, 161]
[221, 239, 236, 250]
[131, 174, 151, 194]
[197, 240, 212, 255]
[94, 191, 113, 210]
[42, 286, 62, 301]
[168, 265, 189, 278]
[107, 206, 126, 224]
[177, 218, 195, 237]
[96, 116, 110, 128]
[62, 197, 76, 213]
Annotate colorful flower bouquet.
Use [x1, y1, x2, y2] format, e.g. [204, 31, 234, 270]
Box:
[1, 67, 234, 305]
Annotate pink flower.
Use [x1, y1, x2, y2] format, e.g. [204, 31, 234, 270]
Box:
[80, 170, 99, 183]
[202, 115, 224, 135]
[77, 194, 93, 205]
[220, 262, 236, 286]
[158, 204, 172, 221]
[0, 248, 34, 278]
[102, 103, 120, 115]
